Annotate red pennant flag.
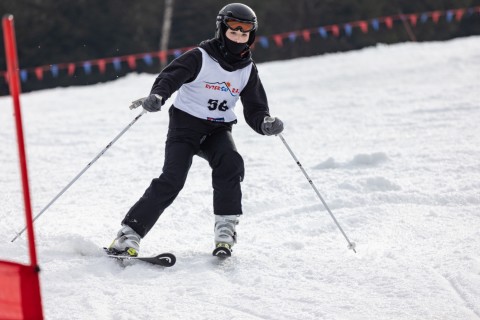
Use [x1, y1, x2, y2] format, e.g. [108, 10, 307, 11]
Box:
[302, 30, 311, 42]
[455, 9, 465, 21]
[409, 14, 418, 26]
[384, 17, 393, 29]
[67, 63, 75, 76]
[331, 25, 340, 37]
[97, 59, 106, 74]
[158, 51, 167, 65]
[127, 56, 136, 69]
[358, 21, 368, 33]
[34, 67, 43, 80]
[273, 35, 283, 47]
[431, 11, 441, 24]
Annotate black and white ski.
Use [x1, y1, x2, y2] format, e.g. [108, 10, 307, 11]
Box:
[212, 243, 232, 258]
[104, 248, 176, 267]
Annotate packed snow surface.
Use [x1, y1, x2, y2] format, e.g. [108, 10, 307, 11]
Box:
[1, 36, 480, 319]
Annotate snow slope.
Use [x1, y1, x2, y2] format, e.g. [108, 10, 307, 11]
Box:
[1, 36, 480, 320]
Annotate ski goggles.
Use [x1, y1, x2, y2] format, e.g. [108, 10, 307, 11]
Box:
[223, 17, 256, 33]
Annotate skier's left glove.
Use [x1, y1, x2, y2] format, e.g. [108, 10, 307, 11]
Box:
[261, 116, 284, 136]
[129, 94, 164, 112]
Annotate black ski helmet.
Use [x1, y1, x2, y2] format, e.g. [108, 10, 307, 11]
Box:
[216, 3, 258, 47]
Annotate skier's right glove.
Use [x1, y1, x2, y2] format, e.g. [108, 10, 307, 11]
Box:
[129, 94, 164, 112]
[142, 94, 164, 112]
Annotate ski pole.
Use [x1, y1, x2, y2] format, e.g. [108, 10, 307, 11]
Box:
[266, 118, 357, 253]
[11, 109, 148, 242]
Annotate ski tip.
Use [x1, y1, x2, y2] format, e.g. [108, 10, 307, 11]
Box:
[156, 253, 176, 267]
[212, 244, 232, 258]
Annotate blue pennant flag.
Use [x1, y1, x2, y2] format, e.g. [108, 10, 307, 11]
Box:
[446, 10, 454, 22]
[173, 50, 182, 58]
[420, 13, 429, 23]
[259, 36, 269, 48]
[50, 64, 59, 77]
[83, 62, 92, 74]
[143, 54, 153, 65]
[113, 58, 122, 71]
[20, 69, 28, 82]
[344, 24, 353, 36]
[288, 33, 297, 42]
[371, 19, 380, 31]
[318, 27, 328, 39]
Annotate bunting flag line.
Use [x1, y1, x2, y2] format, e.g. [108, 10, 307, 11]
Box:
[1, 6, 479, 84]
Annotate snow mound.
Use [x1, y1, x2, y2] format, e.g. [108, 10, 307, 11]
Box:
[313, 152, 389, 169]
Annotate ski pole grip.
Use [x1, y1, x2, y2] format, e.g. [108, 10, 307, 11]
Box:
[264, 116, 275, 123]
[129, 97, 147, 110]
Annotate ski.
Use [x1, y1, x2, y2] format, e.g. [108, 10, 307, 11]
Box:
[104, 248, 176, 267]
[212, 243, 232, 258]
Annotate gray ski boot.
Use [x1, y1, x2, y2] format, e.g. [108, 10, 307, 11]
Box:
[213, 215, 239, 257]
[107, 225, 141, 257]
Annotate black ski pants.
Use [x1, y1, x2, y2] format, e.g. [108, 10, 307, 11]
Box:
[122, 107, 244, 237]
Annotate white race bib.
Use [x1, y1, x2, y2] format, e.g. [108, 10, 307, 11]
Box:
[173, 48, 253, 122]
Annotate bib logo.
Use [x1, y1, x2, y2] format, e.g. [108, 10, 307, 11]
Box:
[204, 81, 240, 96]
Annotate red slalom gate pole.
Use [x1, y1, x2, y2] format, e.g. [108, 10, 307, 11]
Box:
[2, 14, 44, 319]
[2, 14, 38, 268]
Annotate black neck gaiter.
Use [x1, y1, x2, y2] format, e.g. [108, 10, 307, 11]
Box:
[199, 38, 252, 72]
[224, 37, 248, 55]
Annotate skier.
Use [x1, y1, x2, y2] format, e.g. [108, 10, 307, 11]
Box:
[107, 3, 284, 257]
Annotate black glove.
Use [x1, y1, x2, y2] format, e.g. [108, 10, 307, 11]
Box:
[142, 94, 164, 112]
[261, 116, 284, 136]
[130, 94, 164, 112]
